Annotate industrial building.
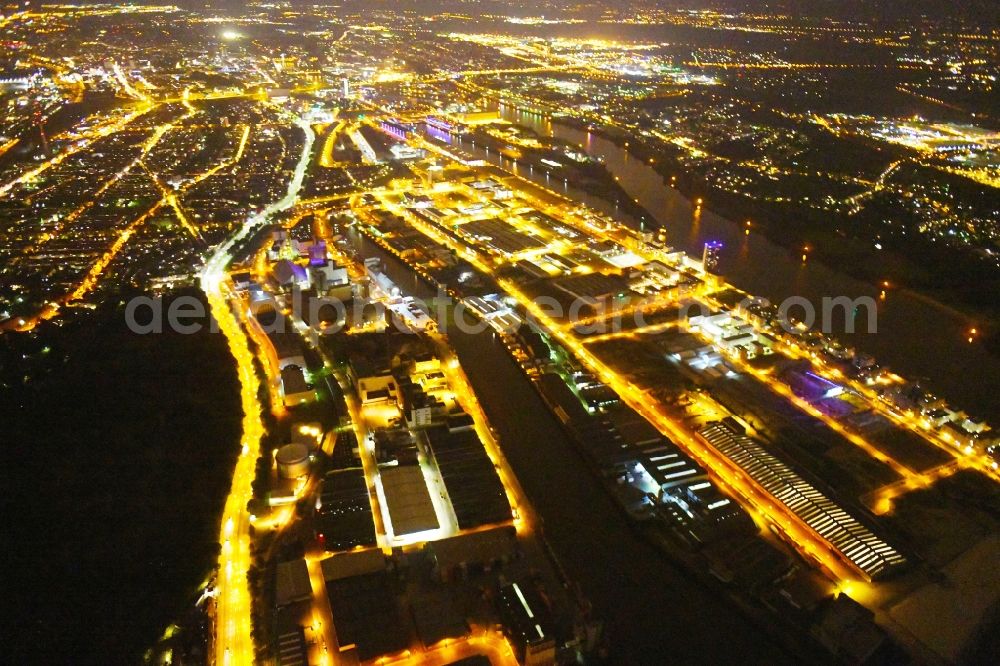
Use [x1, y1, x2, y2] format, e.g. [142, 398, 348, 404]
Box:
[315, 466, 377, 552]
[424, 426, 512, 530]
[276, 443, 311, 479]
[380, 465, 440, 538]
[322, 551, 409, 661]
[274, 559, 312, 608]
[698, 421, 906, 580]
[280, 365, 313, 407]
[497, 582, 556, 666]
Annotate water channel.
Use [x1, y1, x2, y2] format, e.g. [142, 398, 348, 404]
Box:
[448, 106, 999, 420]
[345, 228, 796, 663]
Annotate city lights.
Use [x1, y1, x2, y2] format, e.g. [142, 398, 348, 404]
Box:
[5, 4, 999, 664]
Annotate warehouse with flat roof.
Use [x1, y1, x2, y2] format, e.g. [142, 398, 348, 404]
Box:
[698, 421, 906, 580]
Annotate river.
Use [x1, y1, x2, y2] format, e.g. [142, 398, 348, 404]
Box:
[449, 106, 999, 420]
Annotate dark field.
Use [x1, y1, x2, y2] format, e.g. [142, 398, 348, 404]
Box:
[2, 292, 241, 664]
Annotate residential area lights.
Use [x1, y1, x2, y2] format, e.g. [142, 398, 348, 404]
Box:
[3, 89, 261, 333]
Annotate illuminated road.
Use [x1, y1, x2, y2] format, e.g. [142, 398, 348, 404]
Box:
[200, 114, 315, 666]
[0, 138, 18, 158]
[356, 164, 865, 583]
[506, 280, 860, 582]
[112, 61, 151, 101]
[304, 555, 339, 665]
[10, 106, 197, 329]
[317, 110, 343, 167]
[298, 208, 529, 549]
[10, 103, 255, 331]
[695, 290, 1000, 488]
[24, 111, 176, 258]
[0, 101, 156, 199]
[431, 337, 531, 535]
[400, 111, 1000, 495]
[148, 118, 251, 242]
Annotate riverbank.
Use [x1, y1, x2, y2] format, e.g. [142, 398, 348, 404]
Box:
[486, 106, 1000, 420]
[564, 116, 1000, 326]
[466, 125, 652, 224]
